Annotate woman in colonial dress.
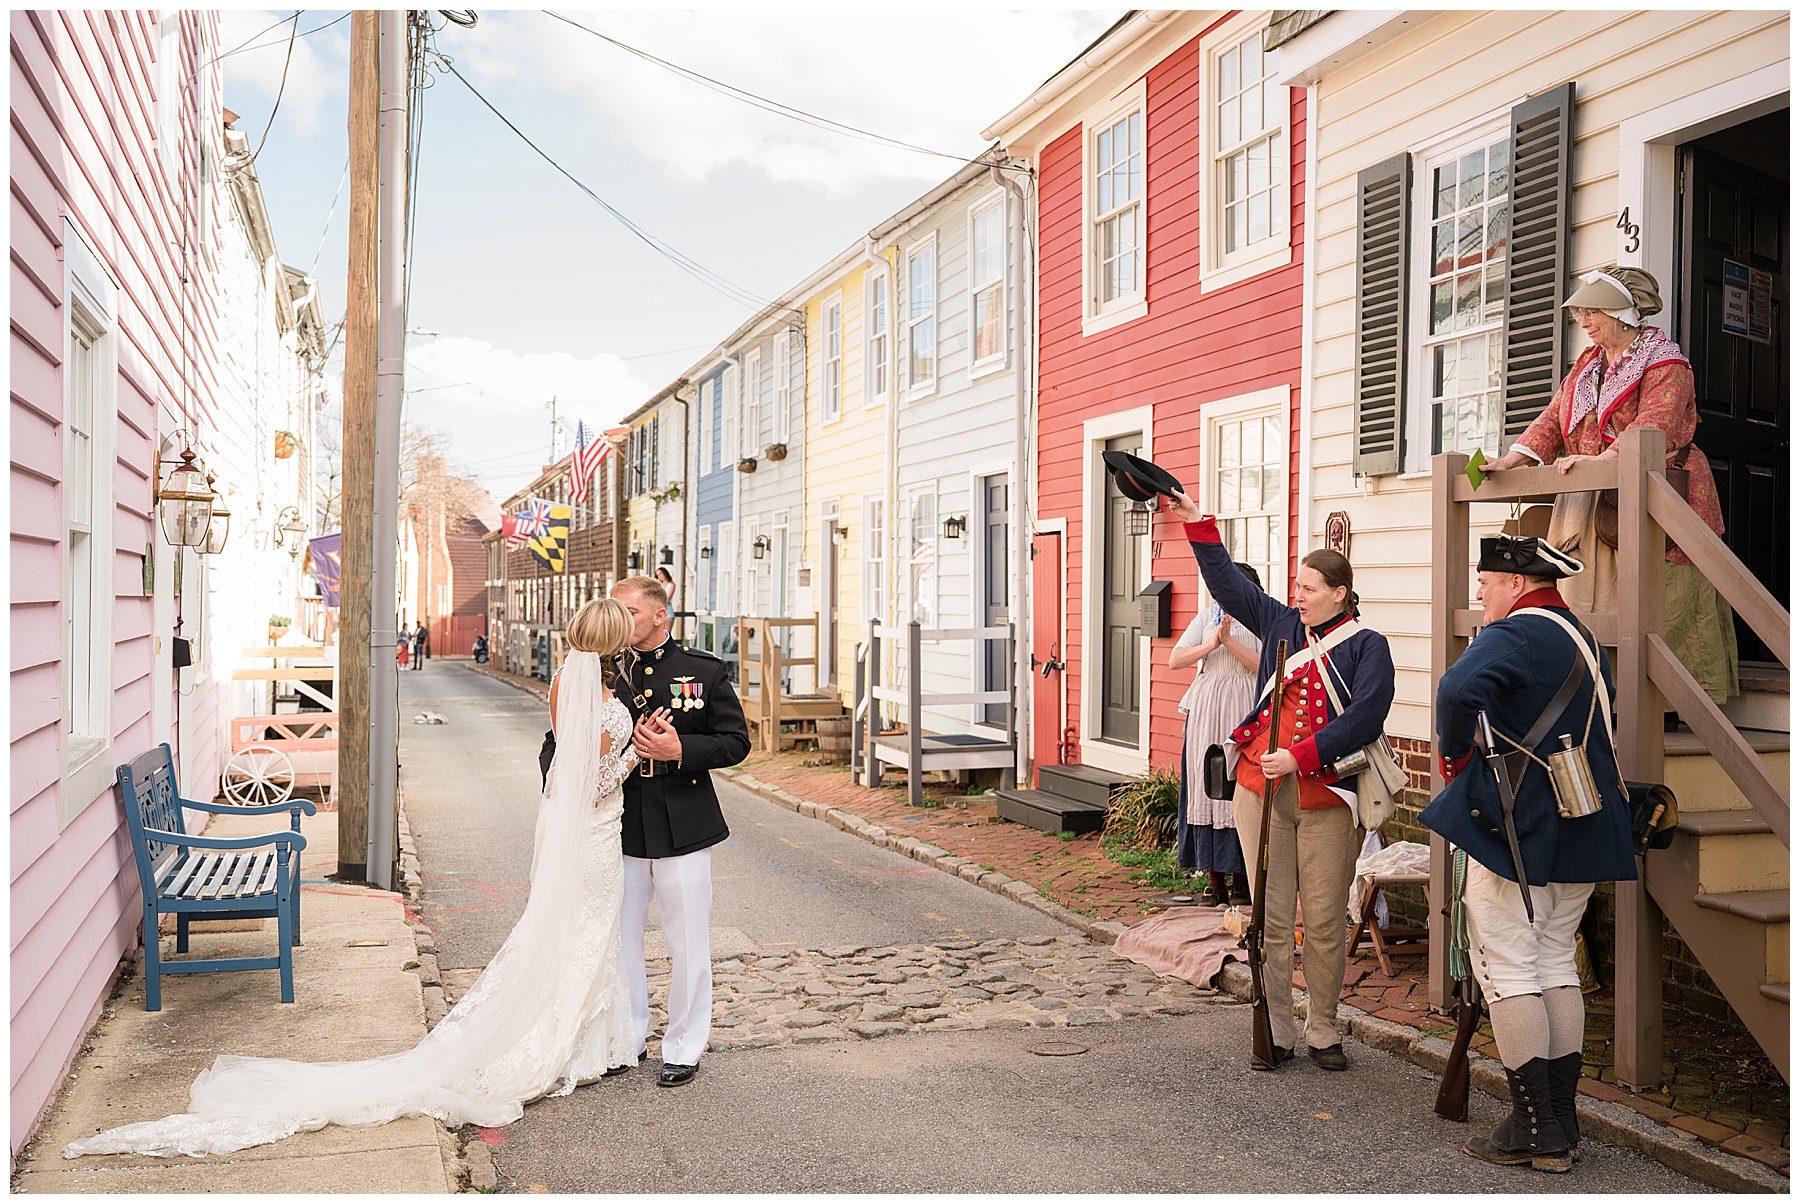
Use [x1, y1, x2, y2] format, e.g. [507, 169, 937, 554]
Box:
[1171, 564, 1262, 907]
[1487, 265, 1737, 712]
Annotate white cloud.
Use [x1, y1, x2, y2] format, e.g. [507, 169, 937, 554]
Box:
[461, 9, 1116, 198]
[397, 336, 653, 495]
[221, 10, 353, 140]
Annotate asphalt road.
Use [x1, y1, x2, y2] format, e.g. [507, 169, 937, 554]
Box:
[398, 661, 1065, 971]
[399, 660, 1710, 1195]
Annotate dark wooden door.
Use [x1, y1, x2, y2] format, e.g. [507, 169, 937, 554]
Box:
[1679, 135, 1788, 661]
[1101, 434, 1143, 744]
[981, 476, 1010, 725]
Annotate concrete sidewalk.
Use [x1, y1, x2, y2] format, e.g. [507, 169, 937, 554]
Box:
[14, 809, 453, 1194]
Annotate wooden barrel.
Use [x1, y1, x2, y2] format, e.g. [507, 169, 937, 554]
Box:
[815, 716, 853, 763]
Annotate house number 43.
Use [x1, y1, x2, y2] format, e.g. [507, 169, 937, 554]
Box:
[1616, 209, 1642, 254]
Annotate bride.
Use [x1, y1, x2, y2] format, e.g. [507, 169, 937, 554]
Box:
[65, 599, 643, 1159]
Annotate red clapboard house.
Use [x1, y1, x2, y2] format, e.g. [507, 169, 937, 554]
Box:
[984, 11, 1309, 802]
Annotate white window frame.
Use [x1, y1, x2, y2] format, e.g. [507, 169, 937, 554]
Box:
[699, 372, 715, 475]
[1200, 11, 1293, 293]
[717, 520, 737, 615]
[743, 346, 763, 457]
[1195, 384, 1290, 610]
[821, 293, 843, 423]
[863, 266, 890, 407]
[904, 487, 938, 627]
[721, 365, 739, 468]
[1077, 404, 1154, 777]
[1404, 115, 1513, 472]
[773, 331, 791, 444]
[61, 219, 120, 824]
[861, 493, 886, 626]
[697, 524, 713, 613]
[967, 191, 1008, 377]
[902, 234, 938, 399]
[1081, 78, 1149, 335]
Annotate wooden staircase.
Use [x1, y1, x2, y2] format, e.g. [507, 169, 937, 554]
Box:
[994, 764, 1136, 835]
[1643, 673, 1789, 1078]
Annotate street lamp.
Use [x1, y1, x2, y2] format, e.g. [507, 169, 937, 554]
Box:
[156, 443, 214, 548]
[202, 474, 232, 556]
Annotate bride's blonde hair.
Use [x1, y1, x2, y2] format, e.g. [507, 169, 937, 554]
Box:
[566, 598, 633, 658]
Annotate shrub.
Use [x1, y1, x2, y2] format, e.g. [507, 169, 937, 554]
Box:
[1102, 761, 1181, 850]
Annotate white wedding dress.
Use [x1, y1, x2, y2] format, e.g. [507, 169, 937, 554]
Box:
[65, 652, 640, 1159]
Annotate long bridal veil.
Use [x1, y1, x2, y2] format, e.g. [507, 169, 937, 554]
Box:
[65, 650, 636, 1159]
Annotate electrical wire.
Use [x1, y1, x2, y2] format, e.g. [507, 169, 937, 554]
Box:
[541, 10, 1028, 176]
[436, 58, 769, 311]
[249, 12, 300, 161]
[309, 156, 349, 278]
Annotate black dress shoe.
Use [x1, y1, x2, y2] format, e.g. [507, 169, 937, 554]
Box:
[1309, 1043, 1349, 1071]
[658, 1062, 698, 1087]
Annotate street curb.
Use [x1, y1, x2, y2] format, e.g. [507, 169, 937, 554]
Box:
[717, 767, 1129, 946]
[1205, 959, 1788, 1193]
[723, 766, 1784, 1193]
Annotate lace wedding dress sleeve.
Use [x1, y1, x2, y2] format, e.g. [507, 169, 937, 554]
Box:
[64, 655, 640, 1160]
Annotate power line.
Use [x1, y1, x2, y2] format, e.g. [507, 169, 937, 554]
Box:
[541, 10, 1020, 172]
[309, 156, 349, 278]
[436, 58, 770, 311]
[249, 12, 300, 161]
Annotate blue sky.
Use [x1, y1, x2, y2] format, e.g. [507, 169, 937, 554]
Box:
[224, 8, 1118, 495]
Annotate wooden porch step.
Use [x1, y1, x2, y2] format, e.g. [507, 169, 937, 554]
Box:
[1676, 811, 1775, 837]
[993, 787, 1107, 835]
[1038, 763, 1137, 808]
[1760, 982, 1789, 1004]
[1694, 888, 1789, 924]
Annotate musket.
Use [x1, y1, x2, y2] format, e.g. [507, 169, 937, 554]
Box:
[1477, 709, 1535, 922]
[1247, 638, 1289, 1071]
[1434, 973, 1484, 1121]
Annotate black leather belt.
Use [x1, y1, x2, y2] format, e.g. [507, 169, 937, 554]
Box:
[637, 759, 684, 778]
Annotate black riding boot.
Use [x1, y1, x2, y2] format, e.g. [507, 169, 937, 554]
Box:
[1547, 1051, 1584, 1160]
[1462, 1058, 1572, 1173]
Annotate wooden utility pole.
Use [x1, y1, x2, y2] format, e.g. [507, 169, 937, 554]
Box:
[337, 11, 380, 880]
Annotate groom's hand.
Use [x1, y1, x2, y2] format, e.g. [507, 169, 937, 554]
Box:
[633, 708, 683, 763]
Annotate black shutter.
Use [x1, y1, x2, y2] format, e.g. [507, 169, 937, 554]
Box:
[1502, 81, 1575, 442]
[1353, 153, 1411, 477]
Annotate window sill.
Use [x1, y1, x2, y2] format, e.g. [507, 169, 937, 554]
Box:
[1081, 297, 1148, 338]
[967, 357, 1009, 382]
[903, 385, 939, 404]
[1200, 243, 1292, 294]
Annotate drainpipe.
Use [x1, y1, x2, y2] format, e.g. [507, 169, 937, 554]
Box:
[674, 383, 691, 638]
[992, 154, 1032, 785]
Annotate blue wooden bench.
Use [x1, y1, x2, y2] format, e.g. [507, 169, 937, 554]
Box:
[117, 743, 315, 1010]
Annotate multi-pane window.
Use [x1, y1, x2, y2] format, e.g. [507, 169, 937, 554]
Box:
[970, 197, 1005, 367]
[822, 295, 843, 422]
[700, 372, 715, 474]
[1424, 136, 1510, 455]
[1093, 109, 1142, 305]
[906, 491, 938, 626]
[904, 239, 936, 393]
[1212, 410, 1284, 599]
[773, 333, 790, 443]
[744, 347, 762, 456]
[865, 270, 889, 404]
[1216, 28, 1284, 256]
[781, 325, 801, 436]
[717, 520, 736, 614]
[863, 497, 886, 623]
[64, 316, 100, 747]
[721, 366, 738, 467]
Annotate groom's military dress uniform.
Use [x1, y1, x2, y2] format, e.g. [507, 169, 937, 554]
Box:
[614, 635, 750, 1080]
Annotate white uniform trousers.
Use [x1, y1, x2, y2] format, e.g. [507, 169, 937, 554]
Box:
[1463, 857, 1593, 1003]
[622, 849, 713, 1067]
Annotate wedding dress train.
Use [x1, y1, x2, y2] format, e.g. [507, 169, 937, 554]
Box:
[65, 653, 639, 1159]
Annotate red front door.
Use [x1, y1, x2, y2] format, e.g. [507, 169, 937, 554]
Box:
[1030, 532, 1064, 785]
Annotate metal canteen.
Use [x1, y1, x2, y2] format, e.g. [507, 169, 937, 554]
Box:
[1547, 734, 1604, 819]
[1330, 747, 1370, 779]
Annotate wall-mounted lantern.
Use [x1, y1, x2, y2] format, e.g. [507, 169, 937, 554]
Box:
[1125, 497, 1157, 538]
[941, 514, 967, 540]
[660, 545, 675, 566]
[699, 546, 712, 559]
[751, 534, 771, 560]
[156, 442, 214, 548]
[201, 474, 232, 556]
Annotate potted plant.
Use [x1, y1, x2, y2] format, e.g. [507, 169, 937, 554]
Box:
[736, 456, 757, 474]
[268, 614, 292, 643]
[763, 441, 788, 462]
[273, 430, 299, 460]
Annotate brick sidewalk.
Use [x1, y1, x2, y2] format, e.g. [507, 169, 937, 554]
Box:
[464, 663, 1787, 1179]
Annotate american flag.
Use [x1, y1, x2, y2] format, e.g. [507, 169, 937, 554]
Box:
[568, 421, 611, 503]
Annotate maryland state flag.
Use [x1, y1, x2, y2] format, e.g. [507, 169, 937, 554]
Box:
[527, 502, 573, 573]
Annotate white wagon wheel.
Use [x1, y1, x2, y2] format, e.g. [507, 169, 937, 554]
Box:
[222, 744, 296, 806]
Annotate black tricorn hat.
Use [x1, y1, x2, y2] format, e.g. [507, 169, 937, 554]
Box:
[1102, 451, 1184, 503]
[1478, 534, 1584, 580]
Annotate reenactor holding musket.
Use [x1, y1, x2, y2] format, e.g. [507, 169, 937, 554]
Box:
[1420, 535, 1638, 1174]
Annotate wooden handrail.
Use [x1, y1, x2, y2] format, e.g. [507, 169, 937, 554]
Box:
[1452, 608, 1618, 645]
[1646, 472, 1790, 668]
[1450, 454, 1620, 503]
[1648, 634, 1789, 848]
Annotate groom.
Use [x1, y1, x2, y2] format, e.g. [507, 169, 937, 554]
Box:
[609, 575, 750, 1086]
